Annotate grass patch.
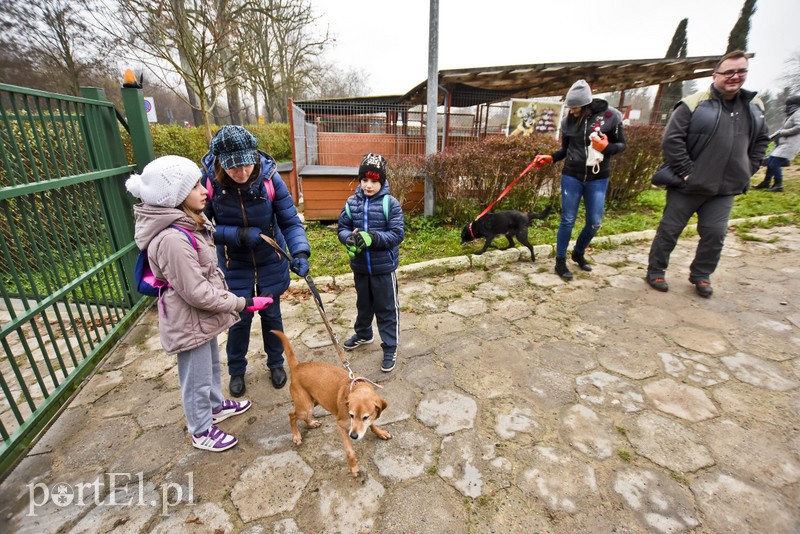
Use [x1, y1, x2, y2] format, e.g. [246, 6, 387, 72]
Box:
[615, 425, 628, 437]
[670, 471, 690, 485]
[617, 450, 632, 462]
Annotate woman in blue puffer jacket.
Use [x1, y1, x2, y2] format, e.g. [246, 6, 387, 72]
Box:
[201, 126, 310, 397]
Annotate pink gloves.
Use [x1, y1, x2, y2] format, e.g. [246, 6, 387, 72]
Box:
[591, 133, 609, 152]
[244, 296, 273, 313]
[532, 155, 553, 168]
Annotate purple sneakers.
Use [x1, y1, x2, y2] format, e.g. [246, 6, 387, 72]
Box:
[191, 424, 238, 452]
[212, 399, 252, 424]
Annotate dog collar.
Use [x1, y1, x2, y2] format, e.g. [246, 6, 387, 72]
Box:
[350, 376, 384, 391]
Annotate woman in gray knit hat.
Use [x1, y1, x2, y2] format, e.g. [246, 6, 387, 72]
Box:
[531, 79, 627, 280]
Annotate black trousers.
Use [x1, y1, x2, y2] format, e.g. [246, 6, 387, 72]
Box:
[648, 189, 735, 281]
[353, 271, 399, 356]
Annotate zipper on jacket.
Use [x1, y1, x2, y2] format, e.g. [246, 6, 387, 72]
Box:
[363, 197, 372, 275]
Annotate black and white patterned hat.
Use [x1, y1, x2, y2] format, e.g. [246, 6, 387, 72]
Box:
[358, 153, 387, 184]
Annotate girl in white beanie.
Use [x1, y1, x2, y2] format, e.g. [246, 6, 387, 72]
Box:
[126, 155, 272, 452]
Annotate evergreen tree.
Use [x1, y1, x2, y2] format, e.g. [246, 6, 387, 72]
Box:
[652, 19, 688, 124]
[727, 0, 757, 52]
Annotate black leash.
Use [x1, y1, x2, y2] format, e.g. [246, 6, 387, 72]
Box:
[260, 235, 355, 377]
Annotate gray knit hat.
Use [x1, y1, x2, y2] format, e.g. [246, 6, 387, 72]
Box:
[125, 155, 200, 208]
[565, 79, 592, 108]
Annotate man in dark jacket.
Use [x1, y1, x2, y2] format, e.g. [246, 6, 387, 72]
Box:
[646, 50, 770, 297]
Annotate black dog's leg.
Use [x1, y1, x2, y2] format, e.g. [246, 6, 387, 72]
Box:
[476, 236, 495, 255]
[517, 231, 535, 261]
[501, 233, 515, 250]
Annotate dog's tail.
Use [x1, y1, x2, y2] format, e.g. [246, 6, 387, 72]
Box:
[527, 204, 553, 222]
[271, 330, 299, 370]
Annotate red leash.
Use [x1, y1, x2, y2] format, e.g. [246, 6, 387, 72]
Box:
[467, 159, 538, 238]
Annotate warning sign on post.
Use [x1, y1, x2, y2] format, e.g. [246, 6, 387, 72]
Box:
[143, 97, 158, 123]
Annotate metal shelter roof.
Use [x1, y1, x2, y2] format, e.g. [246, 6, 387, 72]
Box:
[296, 55, 727, 113]
[401, 55, 725, 107]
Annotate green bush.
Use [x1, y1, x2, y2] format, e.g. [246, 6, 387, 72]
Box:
[422, 134, 561, 223]
[608, 124, 665, 205]
[128, 123, 293, 166]
[151, 124, 210, 162]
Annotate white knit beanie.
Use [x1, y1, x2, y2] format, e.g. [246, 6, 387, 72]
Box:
[125, 155, 200, 208]
[565, 79, 593, 108]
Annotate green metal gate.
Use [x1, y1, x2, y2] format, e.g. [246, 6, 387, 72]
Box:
[0, 83, 151, 478]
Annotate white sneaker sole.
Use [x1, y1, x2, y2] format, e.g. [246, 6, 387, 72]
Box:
[192, 436, 238, 452]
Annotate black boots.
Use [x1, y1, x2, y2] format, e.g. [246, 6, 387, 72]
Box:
[753, 179, 770, 189]
[555, 257, 573, 280]
[571, 251, 592, 272]
[767, 184, 784, 192]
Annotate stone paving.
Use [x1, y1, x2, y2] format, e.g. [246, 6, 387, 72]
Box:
[1, 225, 799, 533]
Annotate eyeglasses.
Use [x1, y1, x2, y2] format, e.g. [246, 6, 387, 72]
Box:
[715, 68, 748, 79]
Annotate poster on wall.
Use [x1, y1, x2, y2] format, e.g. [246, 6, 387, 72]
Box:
[506, 99, 563, 138]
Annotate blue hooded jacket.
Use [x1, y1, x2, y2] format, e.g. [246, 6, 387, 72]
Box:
[337, 180, 404, 275]
[201, 151, 310, 297]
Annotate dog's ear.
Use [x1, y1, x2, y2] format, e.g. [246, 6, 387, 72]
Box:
[375, 399, 388, 418]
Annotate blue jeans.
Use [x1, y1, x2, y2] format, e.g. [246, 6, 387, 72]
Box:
[765, 156, 789, 186]
[556, 174, 609, 258]
[226, 294, 284, 377]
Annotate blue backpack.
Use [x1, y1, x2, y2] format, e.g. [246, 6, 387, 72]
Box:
[135, 226, 198, 297]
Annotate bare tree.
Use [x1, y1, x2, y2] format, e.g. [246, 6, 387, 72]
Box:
[310, 63, 371, 99]
[98, 0, 250, 137]
[781, 51, 800, 92]
[0, 0, 115, 95]
[239, 0, 330, 122]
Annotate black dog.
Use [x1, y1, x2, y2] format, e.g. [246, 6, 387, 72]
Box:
[460, 206, 552, 261]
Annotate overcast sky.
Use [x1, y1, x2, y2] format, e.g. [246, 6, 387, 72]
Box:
[312, 0, 798, 98]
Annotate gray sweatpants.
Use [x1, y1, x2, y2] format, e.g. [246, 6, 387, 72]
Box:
[648, 189, 735, 281]
[177, 338, 224, 435]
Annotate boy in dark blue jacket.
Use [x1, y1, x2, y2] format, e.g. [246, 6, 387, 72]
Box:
[337, 153, 405, 372]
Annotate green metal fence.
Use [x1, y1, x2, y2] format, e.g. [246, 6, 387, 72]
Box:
[0, 83, 151, 478]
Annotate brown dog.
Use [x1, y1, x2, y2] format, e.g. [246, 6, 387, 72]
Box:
[272, 330, 391, 477]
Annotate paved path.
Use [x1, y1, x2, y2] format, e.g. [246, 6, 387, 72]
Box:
[2, 225, 800, 533]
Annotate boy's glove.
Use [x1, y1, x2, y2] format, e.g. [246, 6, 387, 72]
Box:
[532, 155, 553, 168]
[244, 296, 273, 312]
[353, 232, 377, 249]
[289, 253, 309, 277]
[345, 234, 362, 258]
[237, 227, 262, 248]
[591, 133, 609, 152]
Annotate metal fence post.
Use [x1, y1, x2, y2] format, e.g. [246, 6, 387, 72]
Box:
[80, 87, 137, 306]
[121, 87, 154, 173]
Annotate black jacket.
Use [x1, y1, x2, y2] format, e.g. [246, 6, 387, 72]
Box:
[551, 99, 626, 180]
[662, 85, 769, 196]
